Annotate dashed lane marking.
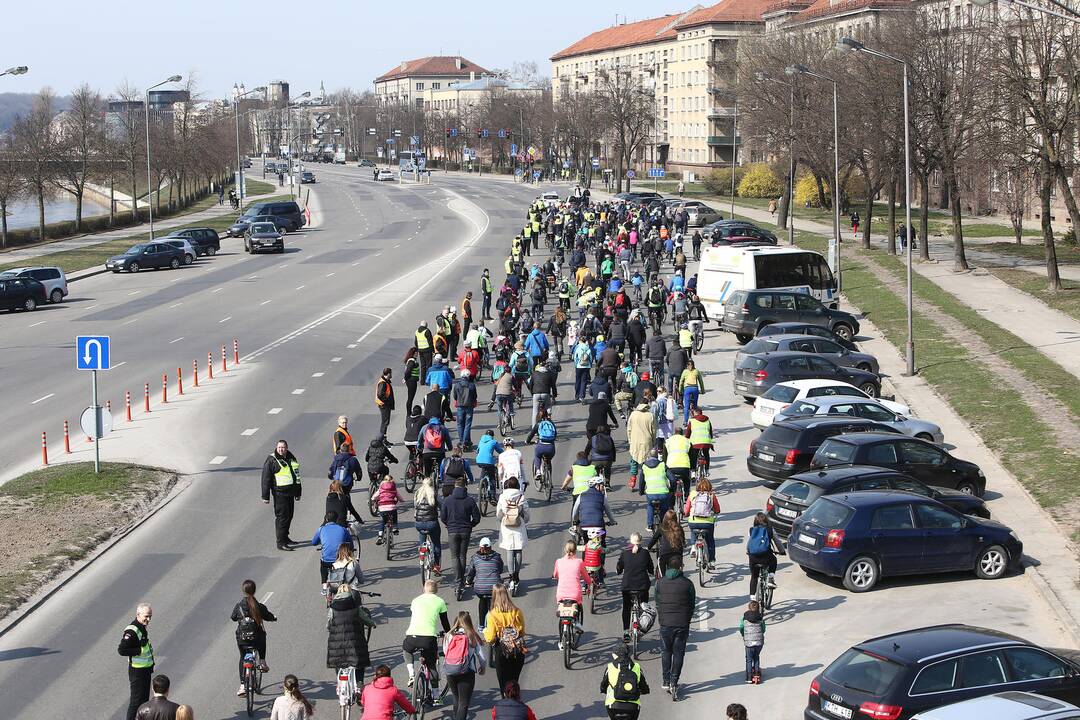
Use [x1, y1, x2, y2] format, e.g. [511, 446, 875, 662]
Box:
[113, 361, 127, 368]
[331, 357, 342, 363]
[347, 344, 357, 349]
[169, 302, 182, 308]
[268, 407, 283, 414]
[326, 272, 335, 277]
[209, 456, 227, 465]
[295, 285, 306, 291]
[291, 388, 305, 395]
[30, 393, 54, 405]
[127, 290, 140, 296]
[312, 372, 324, 378]
[169, 337, 184, 344]
[29, 321, 45, 327]
[219, 316, 232, 323]
[261, 300, 272, 306]
[241, 428, 259, 436]
[212, 287, 223, 293]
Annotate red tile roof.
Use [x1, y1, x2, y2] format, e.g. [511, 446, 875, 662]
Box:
[375, 56, 490, 83]
[792, 0, 913, 22]
[677, 0, 776, 26]
[761, 0, 814, 16]
[550, 14, 685, 61]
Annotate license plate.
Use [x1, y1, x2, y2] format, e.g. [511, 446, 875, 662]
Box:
[757, 452, 773, 462]
[735, 383, 748, 391]
[798, 533, 817, 547]
[761, 407, 774, 415]
[822, 700, 852, 719]
[776, 506, 797, 519]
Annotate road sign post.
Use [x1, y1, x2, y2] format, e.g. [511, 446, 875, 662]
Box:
[76, 336, 111, 473]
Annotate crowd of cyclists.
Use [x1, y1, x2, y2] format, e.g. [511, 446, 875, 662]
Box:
[237, 186, 776, 720]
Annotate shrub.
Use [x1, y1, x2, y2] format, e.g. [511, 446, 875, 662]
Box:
[702, 167, 740, 195]
[795, 174, 826, 207]
[737, 163, 784, 198]
[1063, 229, 1076, 246]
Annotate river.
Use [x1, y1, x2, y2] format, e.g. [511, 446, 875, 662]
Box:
[3, 193, 111, 231]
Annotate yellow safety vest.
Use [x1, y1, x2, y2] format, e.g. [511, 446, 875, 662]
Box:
[523, 225, 532, 238]
[689, 418, 712, 445]
[605, 662, 642, 707]
[679, 329, 694, 349]
[571, 463, 597, 495]
[666, 435, 691, 469]
[531, 220, 540, 233]
[504, 256, 514, 274]
[642, 461, 669, 495]
[125, 624, 154, 668]
[415, 330, 431, 351]
[274, 457, 300, 487]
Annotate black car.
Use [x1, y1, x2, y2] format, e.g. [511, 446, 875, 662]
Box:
[767, 465, 990, 542]
[811, 432, 986, 496]
[748, 417, 901, 485]
[104, 243, 185, 273]
[166, 227, 221, 256]
[733, 350, 881, 401]
[757, 321, 858, 350]
[722, 289, 860, 343]
[300, 171, 316, 184]
[703, 220, 778, 245]
[0, 276, 46, 312]
[227, 200, 305, 237]
[806, 625, 1080, 720]
[244, 221, 285, 254]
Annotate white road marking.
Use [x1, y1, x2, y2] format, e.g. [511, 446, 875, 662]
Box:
[292, 388, 305, 395]
[312, 372, 325, 378]
[127, 290, 140, 296]
[83, 304, 98, 310]
[331, 357, 342, 363]
[374, 251, 382, 257]
[326, 272, 335, 277]
[248, 275, 258, 280]
[113, 361, 127, 368]
[212, 287, 223, 294]
[219, 316, 232, 323]
[278, 264, 288, 269]
[261, 592, 273, 603]
[267, 407, 283, 415]
[169, 302, 183, 309]
[260, 299, 273, 306]
[241, 428, 259, 436]
[169, 337, 184, 344]
[393, 243, 400, 248]
[29, 321, 45, 327]
[171, 277, 183, 283]
[122, 319, 137, 325]
[347, 343, 357, 349]
[351, 262, 360, 267]
[30, 393, 54, 405]
[209, 455, 227, 465]
[296, 285, 306, 290]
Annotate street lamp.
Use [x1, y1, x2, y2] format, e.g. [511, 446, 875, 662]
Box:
[786, 63, 841, 291]
[971, 0, 1080, 21]
[233, 84, 266, 211]
[144, 74, 182, 239]
[755, 71, 796, 245]
[837, 36, 915, 376]
[0, 66, 28, 77]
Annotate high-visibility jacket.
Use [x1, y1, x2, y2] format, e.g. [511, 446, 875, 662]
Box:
[415, 330, 431, 351]
[642, 461, 669, 495]
[333, 427, 353, 455]
[531, 220, 540, 234]
[523, 225, 533, 239]
[125, 624, 155, 669]
[689, 417, 712, 445]
[482, 275, 493, 295]
[604, 662, 643, 707]
[679, 328, 694, 349]
[666, 435, 691, 469]
[274, 457, 300, 487]
[571, 463, 597, 495]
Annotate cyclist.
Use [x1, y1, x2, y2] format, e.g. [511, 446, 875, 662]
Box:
[552, 540, 591, 646]
[424, 382, 453, 424]
[327, 581, 371, 687]
[529, 410, 557, 483]
[582, 528, 607, 585]
[313, 511, 353, 590]
[601, 643, 651, 720]
[230, 579, 275, 696]
[360, 664, 416, 720]
[415, 476, 443, 574]
[328, 441, 363, 495]
[677, 360, 705, 425]
[373, 478, 404, 546]
[638, 449, 671, 533]
[616, 533, 654, 643]
[325, 480, 364, 532]
[588, 423, 617, 490]
[327, 543, 363, 598]
[526, 362, 556, 433]
[493, 354, 516, 430]
[684, 478, 721, 570]
[665, 432, 693, 500]
[572, 477, 616, 544]
[439, 446, 474, 499]
[403, 580, 451, 694]
[561, 451, 598, 511]
[497, 438, 526, 494]
[747, 512, 778, 599]
[365, 436, 398, 486]
[475, 430, 503, 501]
[647, 510, 685, 574]
[404, 405, 426, 467]
[420, 417, 452, 479]
[685, 407, 714, 477]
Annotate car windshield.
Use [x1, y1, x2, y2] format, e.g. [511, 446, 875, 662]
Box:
[251, 223, 276, 234]
[736, 355, 768, 371]
[814, 439, 858, 467]
[762, 384, 799, 403]
[823, 649, 904, 695]
[124, 245, 146, 255]
[787, 401, 819, 416]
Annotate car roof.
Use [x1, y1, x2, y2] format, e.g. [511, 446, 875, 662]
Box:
[773, 417, 884, 431]
[746, 350, 831, 362]
[761, 333, 838, 344]
[821, 432, 907, 446]
[792, 396, 881, 409]
[911, 692, 1080, 720]
[786, 465, 907, 488]
[776, 379, 857, 391]
[856, 624, 1027, 665]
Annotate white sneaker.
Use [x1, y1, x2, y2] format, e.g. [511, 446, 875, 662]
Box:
[768, 578, 778, 587]
[558, 640, 564, 650]
[237, 684, 246, 696]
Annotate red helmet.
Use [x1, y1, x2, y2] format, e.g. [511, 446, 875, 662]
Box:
[640, 371, 650, 381]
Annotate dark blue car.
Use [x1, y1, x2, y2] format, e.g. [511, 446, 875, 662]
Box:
[787, 491, 1022, 592]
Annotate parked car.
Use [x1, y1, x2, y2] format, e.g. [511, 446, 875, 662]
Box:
[614, 191, 662, 203]
[776, 396, 944, 444]
[228, 213, 289, 238]
[752, 379, 909, 430]
[244, 200, 305, 231]
[733, 351, 881, 402]
[910, 692, 1080, 720]
[161, 238, 197, 265]
[806, 626, 1080, 720]
[757, 320, 858, 350]
[376, 168, 395, 181]
[165, 227, 220, 256]
[300, 171, 316, 184]
[722, 288, 860, 344]
[737, 333, 880, 375]
[748, 417, 901, 485]
[674, 200, 722, 226]
[788, 492, 1021, 592]
[0, 266, 68, 303]
[357, 159, 376, 167]
[703, 220, 778, 245]
[0, 276, 46, 312]
[540, 191, 561, 206]
[811, 432, 986, 496]
[244, 222, 285, 254]
[767, 465, 990, 543]
[105, 243, 184, 273]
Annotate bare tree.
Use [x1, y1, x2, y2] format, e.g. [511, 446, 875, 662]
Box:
[112, 82, 145, 223]
[11, 89, 58, 241]
[52, 84, 105, 233]
[0, 136, 27, 247]
[596, 68, 656, 193]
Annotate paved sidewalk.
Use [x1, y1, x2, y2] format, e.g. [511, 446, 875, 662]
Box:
[731, 201, 1080, 382]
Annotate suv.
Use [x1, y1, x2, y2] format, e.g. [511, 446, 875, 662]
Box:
[806, 625, 1080, 719]
[722, 289, 859, 344]
[767, 465, 989, 543]
[733, 350, 881, 401]
[737, 334, 879, 374]
[162, 238, 197, 265]
[811, 432, 986, 496]
[911, 693, 1080, 720]
[165, 228, 221, 256]
[0, 266, 68, 303]
[235, 201, 304, 234]
[748, 417, 900, 484]
[704, 220, 778, 245]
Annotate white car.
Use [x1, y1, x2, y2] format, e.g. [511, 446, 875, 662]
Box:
[751, 379, 909, 430]
[910, 692, 1080, 720]
[376, 168, 395, 181]
[540, 191, 561, 207]
[0, 266, 68, 303]
[773, 395, 945, 444]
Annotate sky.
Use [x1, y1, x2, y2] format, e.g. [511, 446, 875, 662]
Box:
[4, 0, 683, 100]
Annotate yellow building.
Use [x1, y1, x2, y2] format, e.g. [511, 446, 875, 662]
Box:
[374, 56, 490, 108]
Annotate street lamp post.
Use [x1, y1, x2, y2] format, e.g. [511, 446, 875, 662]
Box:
[837, 36, 915, 376]
[233, 84, 266, 212]
[786, 64, 841, 291]
[730, 97, 738, 218]
[0, 66, 28, 77]
[144, 75, 182, 239]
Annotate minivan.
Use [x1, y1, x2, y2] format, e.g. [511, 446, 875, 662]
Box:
[0, 266, 68, 303]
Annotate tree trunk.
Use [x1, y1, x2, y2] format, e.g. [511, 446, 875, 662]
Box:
[36, 184, 46, 241]
[862, 194, 873, 250]
[109, 176, 115, 227]
[1011, 211, 1022, 245]
[918, 172, 931, 262]
[1053, 164, 1080, 239]
[938, 175, 949, 210]
[814, 174, 829, 210]
[886, 176, 897, 255]
[130, 170, 138, 223]
[1040, 154, 1062, 290]
[944, 162, 968, 271]
[75, 190, 83, 233]
[778, 159, 797, 230]
[1, 199, 7, 248]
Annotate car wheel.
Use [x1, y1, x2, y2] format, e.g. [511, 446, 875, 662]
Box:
[975, 545, 1008, 579]
[169, 258, 180, 270]
[49, 289, 64, 303]
[278, 246, 285, 254]
[855, 362, 873, 372]
[742, 396, 756, 404]
[23, 297, 37, 312]
[207, 247, 217, 256]
[735, 333, 753, 344]
[833, 323, 854, 341]
[859, 382, 879, 398]
[915, 432, 935, 442]
[279, 226, 288, 235]
[842, 556, 878, 592]
[129, 262, 140, 273]
[183, 254, 193, 266]
[956, 480, 980, 496]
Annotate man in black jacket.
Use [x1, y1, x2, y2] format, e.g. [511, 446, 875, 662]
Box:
[440, 478, 481, 590]
[261, 439, 301, 550]
[655, 556, 695, 700]
[118, 603, 155, 720]
[423, 382, 452, 423]
[135, 674, 179, 720]
[666, 346, 689, 404]
[626, 315, 647, 366]
[645, 332, 667, 386]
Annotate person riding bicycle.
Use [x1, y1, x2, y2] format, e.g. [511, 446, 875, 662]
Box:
[561, 451, 599, 509]
[600, 642, 650, 720]
[509, 343, 533, 397]
[493, 354, 516, 429]
[475, 430, 503, 500]
[231, 579, 275, 696]
[588, 423, 617, 490]
[747, 512, 778, 599]
[553, 540, 591, 644]
[572, 476, 617, 543]
[360, 664, 416, 720]
[616, 533, 654, 643]
[497, 438, 526, 494]
[439, 445, 474, 498]
[685, 478, 722, 570]
[665, 433, 693, 500]
[685, 407, 714, 477]
[365, 436, 398, 486]
[686, 291, 709, 323]
[529, 411, 557, 481]
[404, 405, 426, 463]
[582, 528, 607, 585]
[403, 580, 451, 695]
[420, 417, 453, 479]
[637, 450, 671, 533]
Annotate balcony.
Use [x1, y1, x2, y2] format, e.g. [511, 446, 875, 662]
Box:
[707, 135, 741, 146]
[707, 107, 735, 119]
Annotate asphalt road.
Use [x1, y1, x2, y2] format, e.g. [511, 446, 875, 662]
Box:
[0, 165, 1070, 720]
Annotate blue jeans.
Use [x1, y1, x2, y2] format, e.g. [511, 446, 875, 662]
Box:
[659, 625, 689, 685]
[575, 367, 591, 400]
[645, 494, 671, 528]
[688, 522, 716, 563]
[745, 644, 762, 679]
[682, 387, 700, 424]
[456, 407, 474, 447]
[416, 520, 442, 565]
[533, 442, 556, 473]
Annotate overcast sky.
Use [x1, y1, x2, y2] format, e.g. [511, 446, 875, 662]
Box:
[5, 0, 681, 100]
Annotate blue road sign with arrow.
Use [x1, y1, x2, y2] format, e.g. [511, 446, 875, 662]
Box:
[76, 335, 111, 370]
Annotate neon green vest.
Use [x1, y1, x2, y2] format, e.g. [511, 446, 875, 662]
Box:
[415, 330, 431, 351]
[643, 461, 669, 495]
[274, 457, 299, 487]
[666, 435, 691, 469]
[689, 418, 711, 445]
[605, 662, 643, 707]
[571, 463, 597, 495]
[125, 624, 154, 668]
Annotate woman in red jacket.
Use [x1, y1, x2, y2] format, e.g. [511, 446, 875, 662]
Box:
[360, 665, 415, 720]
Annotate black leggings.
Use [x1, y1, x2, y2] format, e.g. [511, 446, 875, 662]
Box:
[446, 671, 475, 720]
[621, 590, 648, 632]
[402, 635, 440, 686]
[449, 532, 472, 585]
[477, 594, 492, 626]
[236, 636, 266, 680]
[749, 552, 778, 595]
[492, 644, 524, 695]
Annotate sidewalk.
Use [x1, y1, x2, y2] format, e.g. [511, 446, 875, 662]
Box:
[731, 201, 1080, 382]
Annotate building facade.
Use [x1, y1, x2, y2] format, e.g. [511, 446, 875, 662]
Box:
[374, 56, 491, 109]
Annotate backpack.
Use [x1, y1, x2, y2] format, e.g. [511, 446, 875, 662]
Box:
[513, 355, 530, 376]
[237, 605, 259, 643]
[611, 662, 641, 702]
[648, 288, 663, 305]
[445, 457, 466, 478]
[424, 426, 444, 450]
[503, 497, 522, 527]
[499, 625, 524, 658]
[691, 491, 715, 519]
[415, 496, 437, 522]
[492, 363, 507, 381]
[443, 631, 473, 677]
[748, 525, 771, 555]
[496, 295, 508, 311]
[334, 461, 350, 485]
[538, 420, 556, 442]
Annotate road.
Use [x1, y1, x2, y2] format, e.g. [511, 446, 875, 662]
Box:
[0, 165, 1071, 720]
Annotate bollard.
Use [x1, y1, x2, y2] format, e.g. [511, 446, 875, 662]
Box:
[144, 383, 150, 412]
[208, 352, 214, 380]
[64, 420, 71, 454]
[126, 391, 132, 422]
[193, 359, 199, 387]
[162, 373, 168, 403]
[41, 432, 48, 466]
[222, 344, 227, 373]
[234, 339, 239, 365]
[177, 366, 183, 395]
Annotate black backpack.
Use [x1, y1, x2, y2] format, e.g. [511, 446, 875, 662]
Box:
[237, 604, 259, 643]
[611, 661, 641, 702]
[445, 457, 466, 478]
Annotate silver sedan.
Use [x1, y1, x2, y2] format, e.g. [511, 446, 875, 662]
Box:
[774, 395, 945, 444]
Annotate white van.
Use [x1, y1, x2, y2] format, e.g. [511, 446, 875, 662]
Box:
[696, 245, 837, 321]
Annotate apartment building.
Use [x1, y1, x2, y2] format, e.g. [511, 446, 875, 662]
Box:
[374, 56, 491, 108]
[422, 75, 541, 114]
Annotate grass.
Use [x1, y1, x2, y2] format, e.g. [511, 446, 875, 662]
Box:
[924, 221, 1040, 239]
[979, 242, 1080, 265]
[989, 269, 1080, 324]
[245, 178, 275, 196]
[0, 462, 165, 506]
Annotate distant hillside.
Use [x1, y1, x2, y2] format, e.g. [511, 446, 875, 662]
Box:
[0, 93, 72, 132]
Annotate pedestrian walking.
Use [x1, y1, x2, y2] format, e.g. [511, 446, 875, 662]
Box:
[218, 186, 225, 205]
[441, 477, 481, 589]
[442, 611, 486, 720]
[261, 440, 302, 551]
[277, 171, 284, 187]
[375, 368, 395, 438]
[655, 556, 695, 700]
[118, 603, 155, 720]
[768, 198, 777, 216]
[452, 369, 478, 450]
[415, 321, 435, 381]
[135, 674, 179, 720]
[677, 180, 685, 196]
[739, 600, 766, 683]
[483, 584, 527, 694]
[496, 477, 530, 594]
[270, 674, 314, 719]
[403, 348, 421, 413]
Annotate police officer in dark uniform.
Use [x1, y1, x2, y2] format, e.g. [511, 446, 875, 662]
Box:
[261, 439, 302, 550]
[117, 603, 155, 720]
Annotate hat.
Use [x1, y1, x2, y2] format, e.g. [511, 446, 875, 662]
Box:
[597, 335, 605, 341]
[479, 537, 492, 548]
[461, 369, 471, 378]
[504, 437, 515, 446]
[640, 371, 650, 381]
[434, 354, 443, 363]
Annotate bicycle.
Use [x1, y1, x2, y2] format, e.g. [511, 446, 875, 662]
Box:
[404, 448, 420, 493]
[755, 562, 775, 612]
[368, 479, 380, 518]
[557, 599, 582, 669]
[337, 665, 358, 720]
[535, 456, 553, 501]
[648, 497, 666, 532]
[478, 467, 497, 516]
[406, 644, 440, 720]
[382, 513, 396, 561]
[586, 567, 602, 615]
[692, 529, 709, 587]
[497, 398, 514, 436]
[627, 591, 646, 660]
[241, 647, 262, 717]
[695, 453, 709, 485]
[418, 530, 435, 587]
[673, 483, 686, 525]
[688, 319, 704, 353]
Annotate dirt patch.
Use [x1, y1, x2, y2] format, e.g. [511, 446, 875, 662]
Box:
[0, 463, 177, 620]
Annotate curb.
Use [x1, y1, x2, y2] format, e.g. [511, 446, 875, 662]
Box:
[69, 268, 110, 282]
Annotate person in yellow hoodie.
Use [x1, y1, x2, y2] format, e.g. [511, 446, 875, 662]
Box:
[482, 583, 527, 697]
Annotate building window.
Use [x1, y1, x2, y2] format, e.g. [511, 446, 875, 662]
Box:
[416, 82, 424, 91]
[432, 82, 441, 90]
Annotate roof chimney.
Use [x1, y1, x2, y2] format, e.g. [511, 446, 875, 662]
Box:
[456, 57, 463, 70]
[470, 71, 475, 81]
[400, 61, 407, 72]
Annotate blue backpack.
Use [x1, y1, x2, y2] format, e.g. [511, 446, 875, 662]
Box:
[747, 525, 771, 555]
[538, 420, 557, 442]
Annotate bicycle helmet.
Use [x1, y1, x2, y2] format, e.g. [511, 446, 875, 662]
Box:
[587, 527, 606, 538]
[503, 437, 515, 446]
[588, 476, 606, 489]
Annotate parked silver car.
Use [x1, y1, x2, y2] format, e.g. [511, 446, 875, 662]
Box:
[161, 238, 198, 265]
[735, 333, 879, 375]
[775, 395, 945, 444]
[0, 266, 68, 303]
[676, 200, 723, 227]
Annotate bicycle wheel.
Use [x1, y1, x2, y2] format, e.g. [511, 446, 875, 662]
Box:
[542, 463, 552, 502]
[245, 668, 255, 716]
[404, 461, 418, 493]
[254, 654, 263, 693]
[631, 625, 639, 660]
[413, 671, 430, 720]
[763, 580, 774, 611]
[368, 490, 379, 518]
[385, 527, 393, 561]
[698, 554, 706, 588]
[589, 582, 597, 615]
[694, 333, 704, 353]
[562, 624, 572, 669]
[479, 481, 490, 516]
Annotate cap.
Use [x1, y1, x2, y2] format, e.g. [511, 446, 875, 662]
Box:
[479, 537, 492, 548]
[587, 527, 606, 537]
